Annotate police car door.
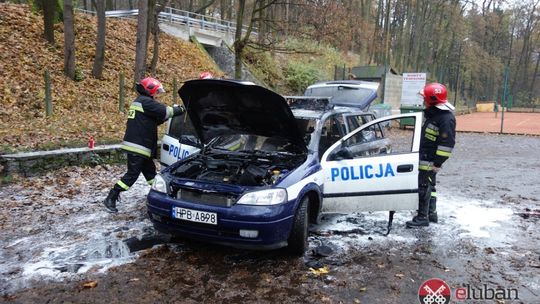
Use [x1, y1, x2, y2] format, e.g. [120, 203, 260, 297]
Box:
[320, 113, 422, 212]
[160, 112, 201, 166]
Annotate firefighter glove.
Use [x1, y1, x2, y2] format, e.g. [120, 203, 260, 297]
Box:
[172, 104, 185, 116]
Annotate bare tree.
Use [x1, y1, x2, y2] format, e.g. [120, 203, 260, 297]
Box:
[63, 0, 76, 79]
[42, 0, 56, 44]
[92, 0, 106, 79]
[195, 0, 217, 14]
[233, 0, 277, 79]
[149, 0, 171, 74]
[134, 0, 149, 83]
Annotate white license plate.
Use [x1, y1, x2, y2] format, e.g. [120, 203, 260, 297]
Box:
[172, 207, 217, 225]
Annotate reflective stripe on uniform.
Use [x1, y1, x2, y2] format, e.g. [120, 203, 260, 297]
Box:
[120, 141, 152, 157]
[116, 180, 130, 190]
[130, 102, 144, 113]
[147, 179, 155, 185]
[436, 150, 451, 157]
[426, 123, 439, 131]
[425, 128, 439, 136]
[431, 192, 437, 197]
[436, 145, 453, 157]
[425, 133, 437, 141]
[164, 106, 173, 120]
[419, 160, 433, 171]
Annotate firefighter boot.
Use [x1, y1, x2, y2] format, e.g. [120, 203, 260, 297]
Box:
[406, 199, 430, 228]
[103, 188, 120, 213]
[428, 196, 438, 223]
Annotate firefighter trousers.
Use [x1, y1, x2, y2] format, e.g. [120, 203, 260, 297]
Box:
[114, 153, 156, 191]
[418, 170, 437, 216]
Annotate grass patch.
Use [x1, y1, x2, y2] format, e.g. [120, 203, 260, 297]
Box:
[243, 37, 359, 94]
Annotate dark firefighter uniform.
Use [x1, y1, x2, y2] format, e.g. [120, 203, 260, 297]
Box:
[415, 106, 456, 225]
[115, 94, 181, 191]
[103, 78, 184, 213]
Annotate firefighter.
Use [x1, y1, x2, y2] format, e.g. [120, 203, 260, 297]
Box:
[406, 83, 456, 228]
[199, 71, 214, 79]
[103, 77, 185, 213]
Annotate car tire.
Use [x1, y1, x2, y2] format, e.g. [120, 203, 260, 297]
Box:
[287, 196, 309, 256]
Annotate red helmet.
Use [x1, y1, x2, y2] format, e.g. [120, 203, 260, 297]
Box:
[138, 77, 165, 97]
[199, 71, 213, 79]
[421, 83, 448, 107]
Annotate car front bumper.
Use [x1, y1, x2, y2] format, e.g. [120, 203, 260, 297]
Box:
[146, 190, 296, 250]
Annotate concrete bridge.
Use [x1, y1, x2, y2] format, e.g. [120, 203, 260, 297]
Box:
[78, 7, 262, 83]
[79, 7, 257, 47]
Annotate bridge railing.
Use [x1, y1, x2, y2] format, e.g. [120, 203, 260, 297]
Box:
[77, 7, 257, 37]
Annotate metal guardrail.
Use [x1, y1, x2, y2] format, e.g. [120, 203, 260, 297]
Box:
[76, 7, 257, 36]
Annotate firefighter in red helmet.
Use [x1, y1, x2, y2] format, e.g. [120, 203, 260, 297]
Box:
[406, 83, 456, 227]
[199, 71, 214, 79]
[103, 77, 185, 213]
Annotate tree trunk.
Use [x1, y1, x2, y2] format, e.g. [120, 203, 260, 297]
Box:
[227, 0, 233, 21]
[220, 0, 226, 19]
[234, 0, 246, 79]
[134, 0, 149, 82]
[146, 0, 156, 55]
[150, 1, 170, 74]
[43, 0, 55, 44]
[92, 0, 106, 79]
[63, 0, 76, 79]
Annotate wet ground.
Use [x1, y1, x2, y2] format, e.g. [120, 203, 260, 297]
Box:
[1, 133, 539, 303]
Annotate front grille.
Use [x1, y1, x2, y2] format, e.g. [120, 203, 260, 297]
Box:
[176, 188, 237, 207]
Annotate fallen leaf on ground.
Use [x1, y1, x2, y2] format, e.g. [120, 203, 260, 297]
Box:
[82, 281, 97, 288]
[395, 273, 404, 278]
[309, 266, 329, 276]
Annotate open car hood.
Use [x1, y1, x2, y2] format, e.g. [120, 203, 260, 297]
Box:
[179, 80, 307, 152]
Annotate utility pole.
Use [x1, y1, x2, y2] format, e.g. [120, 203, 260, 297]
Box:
[500, 66, 509, 134]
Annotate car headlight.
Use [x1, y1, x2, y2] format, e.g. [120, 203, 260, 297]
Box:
[151, 174, 167, 193]
[236, 189, 287, 206]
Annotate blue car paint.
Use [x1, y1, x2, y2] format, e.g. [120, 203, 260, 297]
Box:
[148, 190, 296, 248]
[146, 153, 323, 250]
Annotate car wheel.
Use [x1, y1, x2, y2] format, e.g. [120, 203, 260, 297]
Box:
[287, 196, 309, 256]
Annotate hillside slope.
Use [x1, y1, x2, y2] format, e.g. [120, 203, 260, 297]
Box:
[0, 4, 219, 153]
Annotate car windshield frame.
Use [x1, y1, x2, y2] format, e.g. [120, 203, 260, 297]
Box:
[305, 85, 376, 108]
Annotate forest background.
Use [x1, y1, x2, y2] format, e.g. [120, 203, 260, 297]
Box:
[1, 0, 539, 153]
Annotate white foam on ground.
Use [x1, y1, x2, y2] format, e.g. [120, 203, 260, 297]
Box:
[310, 194, 516, 253]
[0, 176, 154, 293]
[438, 195, 513, 238]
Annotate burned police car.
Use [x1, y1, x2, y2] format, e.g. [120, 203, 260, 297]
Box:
[147, 79, 422, 255]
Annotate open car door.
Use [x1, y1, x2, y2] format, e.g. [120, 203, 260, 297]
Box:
[160, 112, 201, 166]
[320, 113, 422, 212]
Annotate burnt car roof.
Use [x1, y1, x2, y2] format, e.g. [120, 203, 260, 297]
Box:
[179, 79, 307, 152]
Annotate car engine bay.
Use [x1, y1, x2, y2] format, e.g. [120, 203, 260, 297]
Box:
[171, 151, 306, 187]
